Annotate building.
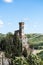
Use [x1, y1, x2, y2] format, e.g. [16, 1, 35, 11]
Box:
[14, 22, 29, 53]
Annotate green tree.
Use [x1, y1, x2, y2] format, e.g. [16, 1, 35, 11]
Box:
[28, 53, 41, 65]
[13, 57, 29, 65]
[13, 34, 22, 56]
[5, 32, 14, 58]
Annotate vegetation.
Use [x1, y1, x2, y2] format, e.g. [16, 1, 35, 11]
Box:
[0, 33, 43, 65]
[0, 32, 22, 57]
[26, 33, 43, 49]
[13, 57, 29, 65]
[12, 54, 42, 65]
[37, 51, 43, 60]
[28, 53, 41, 65]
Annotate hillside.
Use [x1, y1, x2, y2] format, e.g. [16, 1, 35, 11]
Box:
[26, 33, 43, 60]
[0, 33, 43, 64]
[26, 33, 43, 49]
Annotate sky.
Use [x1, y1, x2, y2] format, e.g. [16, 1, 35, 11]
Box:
[0, 0, 43, 34]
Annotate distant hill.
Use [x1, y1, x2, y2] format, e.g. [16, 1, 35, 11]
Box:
[26, 33, 43, 49]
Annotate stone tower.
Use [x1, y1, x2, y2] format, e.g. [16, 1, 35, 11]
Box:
[19, 22, 29, 52]
[14, 22, 29, 54]
[19, 22, 24, 39]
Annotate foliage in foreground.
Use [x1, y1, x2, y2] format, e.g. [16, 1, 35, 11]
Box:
[37, 51, 43, 60]
[13, 56, 29, 65]
[28, 53, 41, 65]
[12, 53, 43, 65]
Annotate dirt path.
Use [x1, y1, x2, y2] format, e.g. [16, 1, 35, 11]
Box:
[32, 49, 43, 55]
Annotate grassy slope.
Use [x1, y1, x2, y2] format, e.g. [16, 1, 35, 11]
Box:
[26, 33, 43, 60]
[26, 33, 43, 44]
[37, 51, 43, 60]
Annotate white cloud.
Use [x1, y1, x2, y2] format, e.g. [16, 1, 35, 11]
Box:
[0, 20, 4, 28]
[3, 0, 13, 3]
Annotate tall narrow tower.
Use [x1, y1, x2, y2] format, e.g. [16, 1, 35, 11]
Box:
[19, 22, 29, 53]
[19, 22, 25, 52]
[19, 22, 24, 39]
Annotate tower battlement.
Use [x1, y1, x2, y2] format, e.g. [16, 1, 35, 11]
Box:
[19, 22, 24, 25]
